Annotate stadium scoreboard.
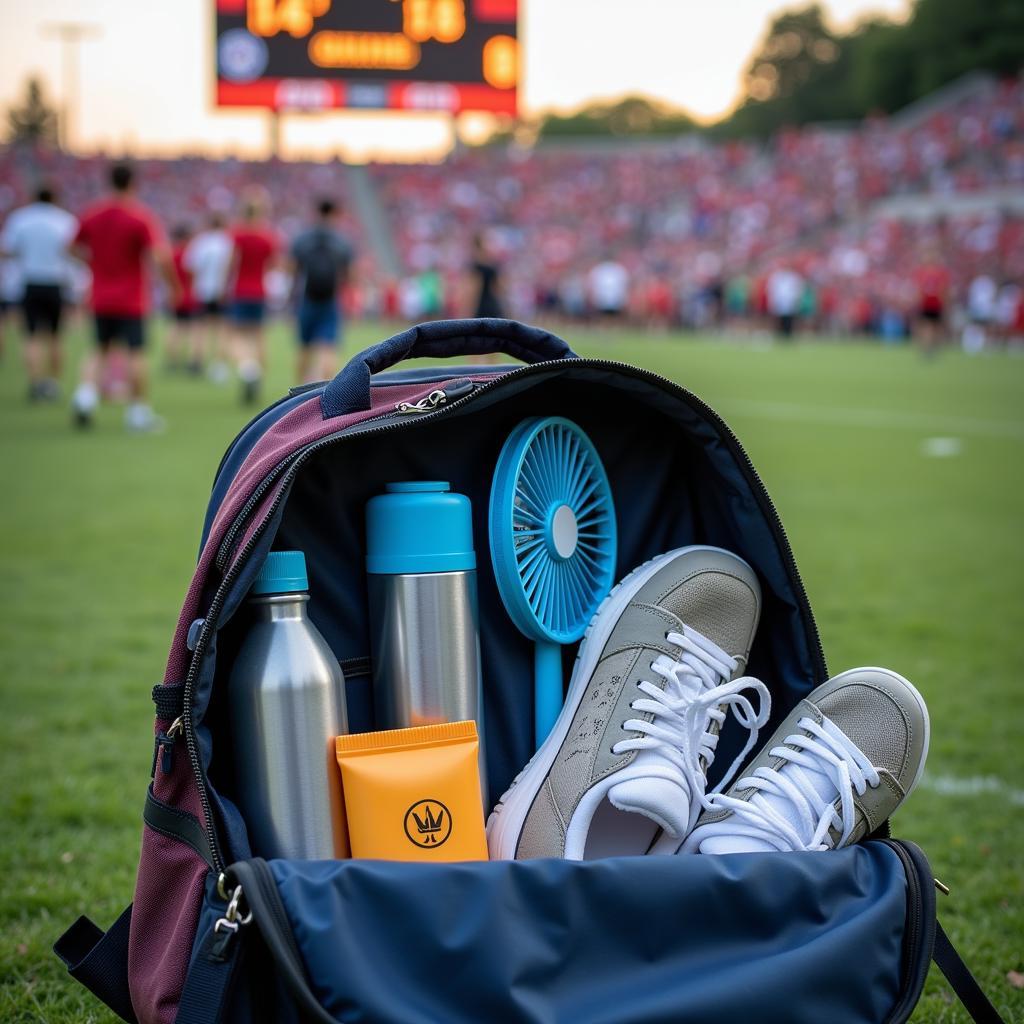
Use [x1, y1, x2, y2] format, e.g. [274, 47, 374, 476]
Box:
[215, 0, 518, 114]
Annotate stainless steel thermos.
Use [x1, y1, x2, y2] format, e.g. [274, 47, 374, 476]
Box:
[365, 482, 484, 751]
[228, 550, 349, 860]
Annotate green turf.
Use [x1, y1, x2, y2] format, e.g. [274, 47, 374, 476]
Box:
[1, 320, 1021, 1023]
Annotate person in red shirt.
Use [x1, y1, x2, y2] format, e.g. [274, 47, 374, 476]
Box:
[228, 191, 279, 404]
[70, 162, 179, 431]
[912, 251, 951, 356]
[166, 223, 201, 374]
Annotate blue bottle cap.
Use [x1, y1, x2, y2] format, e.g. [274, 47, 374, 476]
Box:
[250, 550, 309, 595]
[366, 482, 476, 575]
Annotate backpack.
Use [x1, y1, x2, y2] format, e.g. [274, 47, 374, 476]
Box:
[54, 319, 1006, 1024]
[301, 229, 343, 302]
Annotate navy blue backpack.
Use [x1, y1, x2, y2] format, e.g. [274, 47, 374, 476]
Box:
[55, 320, 1004, 1024]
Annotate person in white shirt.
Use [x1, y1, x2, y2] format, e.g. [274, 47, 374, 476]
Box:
[588, 258, 630, 320]
[963, 273, 997, 352]
[184, 212, 234, 381]
[767, 265, 804, 339]
[0, 185, 78, 400]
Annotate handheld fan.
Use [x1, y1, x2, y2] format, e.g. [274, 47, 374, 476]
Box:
[490, 416, 617, 747]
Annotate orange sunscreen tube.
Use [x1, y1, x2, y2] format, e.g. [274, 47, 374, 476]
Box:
[335, 721, 488, 862]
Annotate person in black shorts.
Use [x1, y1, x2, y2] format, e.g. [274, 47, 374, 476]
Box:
[70, 163, 180, 431]
[184, 212, 234, 381]
[0, 184, 77, 400]
[167, 224, 202, 372]
[289, 197, 354, 385]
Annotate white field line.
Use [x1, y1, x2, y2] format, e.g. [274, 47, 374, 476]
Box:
[720, 400, 1024, 442]
[921, 437, 963, 458]
[918, 773, 1024, 806]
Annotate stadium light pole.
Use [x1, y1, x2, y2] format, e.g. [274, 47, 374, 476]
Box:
[42, 22, 101, 151]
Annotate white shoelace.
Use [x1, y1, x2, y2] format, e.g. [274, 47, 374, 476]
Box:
[696, 716, 880, 851]
[611, 627, 771, 823]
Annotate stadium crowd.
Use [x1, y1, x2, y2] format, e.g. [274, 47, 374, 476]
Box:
[372, 75, 1024, 338]
[1, 73, 1022, 377]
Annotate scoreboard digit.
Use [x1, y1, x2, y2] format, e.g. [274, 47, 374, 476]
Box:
[214, 0, 518, 114]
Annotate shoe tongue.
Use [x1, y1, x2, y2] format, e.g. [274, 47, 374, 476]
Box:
[699, 757, 841, 855]
[608, 771, 693, 840]
[604, 657, 719, 840]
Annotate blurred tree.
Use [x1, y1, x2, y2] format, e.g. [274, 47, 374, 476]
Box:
[719, 5, 858, 136]
[5, 77, 59, 146]
[480, 0, 1024, 145]
[910, 0, 1024, 90]
[846, 19, 916, 115]
[719, 0, 1024, 134]
[538, 95, 695, 138]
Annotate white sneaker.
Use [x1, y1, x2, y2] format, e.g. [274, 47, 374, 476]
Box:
[125, 403, 166, 434]
[683, 667, 930, 854]
[487, 546, 770, 860]
[72, 383, 99, 429]
[208, 361, 230, 384]
[239, 361, 262, 405]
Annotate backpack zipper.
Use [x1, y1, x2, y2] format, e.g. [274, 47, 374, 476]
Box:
[185, 358, 827, 873]
[213, 378, 472, 571]
[880, 839, 936, 1023]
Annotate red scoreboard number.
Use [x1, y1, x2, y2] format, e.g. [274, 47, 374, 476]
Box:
[215, 0, 518, 113]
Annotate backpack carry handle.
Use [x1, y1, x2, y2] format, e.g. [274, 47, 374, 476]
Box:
[320, 318, 578, 419]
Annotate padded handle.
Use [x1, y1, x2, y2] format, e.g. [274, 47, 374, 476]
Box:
[320, 318, 578, 419]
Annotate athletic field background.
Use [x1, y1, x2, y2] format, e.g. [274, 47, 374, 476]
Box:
[1, 320, 1021, 1023]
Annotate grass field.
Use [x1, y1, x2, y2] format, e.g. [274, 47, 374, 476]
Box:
[1, 319, 1022, 1023]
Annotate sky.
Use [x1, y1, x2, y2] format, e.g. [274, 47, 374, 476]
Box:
[0, 0, 911, 161]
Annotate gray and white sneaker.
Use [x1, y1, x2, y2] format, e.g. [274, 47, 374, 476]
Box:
[487, 546, 770, 860]
[125, 403, 166, 434]
[683, 667, 929, 855]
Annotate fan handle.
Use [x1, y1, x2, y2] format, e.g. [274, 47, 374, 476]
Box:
[535, 640, 564, 745]
[322, 318, 578, 419]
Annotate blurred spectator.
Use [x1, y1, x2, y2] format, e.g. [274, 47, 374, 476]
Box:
[289, 197, 354, 385]
[589, 256, 629, 320]
[767, 265, 804, 339]
[467, 232, 504, 319]
[185, 211, 234, 381]
[167, 223, 200, 372]
[912, 251, 951, 354]
[70, 162, 179, 432]
[228, 189, 279, 405]
[0, 183, 76, 399]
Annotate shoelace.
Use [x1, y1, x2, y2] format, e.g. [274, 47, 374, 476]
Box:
[698, 716, 880, 851]
[611, 627, 771, 825]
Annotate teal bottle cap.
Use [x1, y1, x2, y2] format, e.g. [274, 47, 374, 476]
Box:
[250, 550, 309, 595]
[366, 482, 476, 575]
[385, 481, 451, 493]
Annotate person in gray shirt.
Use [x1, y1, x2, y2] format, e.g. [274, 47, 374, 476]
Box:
[290, 198, 354, 385]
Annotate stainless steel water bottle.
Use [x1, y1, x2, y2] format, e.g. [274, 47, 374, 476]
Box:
[365, 482, 484, 754]
[228, 550, 349, 860]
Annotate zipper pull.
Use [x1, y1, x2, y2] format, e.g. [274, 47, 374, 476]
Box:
[156, 716, 184, 775]
[186, 618, 205, 651]
[209, 881, 252, 962]
[394, 379, 476, 415]
[396, 388, 447, 415]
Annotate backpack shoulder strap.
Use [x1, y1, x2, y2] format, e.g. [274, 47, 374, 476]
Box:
[933, 919, 1006, 1024]
[53, 904, 136, 1023]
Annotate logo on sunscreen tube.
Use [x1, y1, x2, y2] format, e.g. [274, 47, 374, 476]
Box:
[404, 799, 452, 849]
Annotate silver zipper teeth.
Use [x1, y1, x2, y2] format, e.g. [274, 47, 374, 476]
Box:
[183, 358, 826, 873]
